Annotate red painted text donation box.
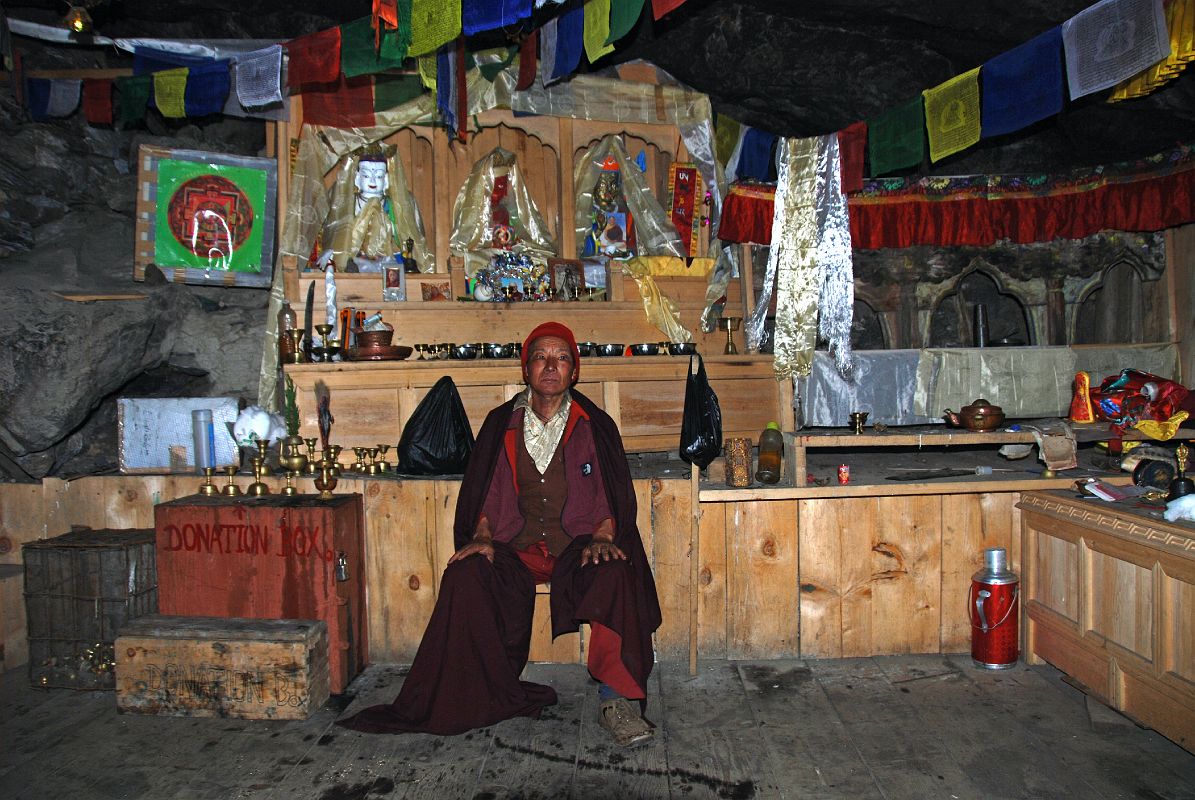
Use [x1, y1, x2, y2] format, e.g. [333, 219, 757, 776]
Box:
[154, 494, 366, 694]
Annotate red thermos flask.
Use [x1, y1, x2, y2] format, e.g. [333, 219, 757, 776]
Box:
[969, 547, 1019, 669]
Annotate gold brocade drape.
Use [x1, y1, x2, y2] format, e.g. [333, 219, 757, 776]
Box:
[769, 137, 822, 380]
[622, 257, 692, 343]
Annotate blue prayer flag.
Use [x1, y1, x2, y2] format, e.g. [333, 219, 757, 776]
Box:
[736, 128, 778, 182]
[550, 2, 584, 81]
[981, 27, 1064, 139]
[462, 0, 532, 35]
[25, 77, 50, 121]
[184, 60, 230, 117]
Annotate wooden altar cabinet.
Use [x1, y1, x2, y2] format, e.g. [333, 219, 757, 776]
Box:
[1019, 490, 1195, 754]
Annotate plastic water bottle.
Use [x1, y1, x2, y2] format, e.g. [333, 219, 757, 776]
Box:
[755, 422, 783, 484]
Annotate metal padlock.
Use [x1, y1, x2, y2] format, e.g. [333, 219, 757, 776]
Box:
[335, 551, 349, 582]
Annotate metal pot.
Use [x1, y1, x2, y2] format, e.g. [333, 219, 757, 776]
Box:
[449, 343, 479, 360]
[943, 398, 1006, 431]
[666, 342, 698, 356]
[629, 343, 660, 356]
[597, 343, 625, 357]
[577, 341, 598, 357]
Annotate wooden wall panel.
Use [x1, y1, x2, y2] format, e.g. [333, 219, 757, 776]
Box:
[868, 495, 942, 654]
[1089, 548, 1154, 660]
[361, 481, 438, 663]
[0, 482, 46, 565]
[697, 501, 728, 658]
[726, 500, 798, 658]
[940, 493, 1019, 652]
[647, 477, 691, 659]
[797, 498, 849, 658]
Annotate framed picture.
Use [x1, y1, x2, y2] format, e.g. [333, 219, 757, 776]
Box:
[133, 145, 277, 288]
[419, 279, 451, 302]
[549, 258, 585, 300]
[383, 265, 406, 301]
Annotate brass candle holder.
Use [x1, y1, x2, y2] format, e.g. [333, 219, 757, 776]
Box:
[718, 316, 742, 355]
[199, 467, 219, 496]
[848, 411, 869, 435]
[278, 439, 308, 497]
[375, 444, 391, 472]
[221, 465, 242, 497]
[328, 444, 343, 476]
[314, 465, 338, 500]
[281, 471, 298, 496]
[352, 447, 368, 472]
[366, 447, 381, 475]
[247, 458, 270, 496]
[286, 329, 306, 364]
[254, 438, 272, 475]
[304, 438, 318, 475]
[314, 323, 333, 362]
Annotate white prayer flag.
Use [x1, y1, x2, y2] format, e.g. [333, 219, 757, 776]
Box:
[234, 44, 283, 108]
[1062, 0, 1170, 99]
[46, 79, 80, 117]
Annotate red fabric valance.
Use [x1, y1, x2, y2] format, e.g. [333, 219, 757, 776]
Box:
[719, 145, 1195, 249]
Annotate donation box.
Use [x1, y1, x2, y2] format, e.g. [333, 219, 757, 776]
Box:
[153, 494, 366, 694]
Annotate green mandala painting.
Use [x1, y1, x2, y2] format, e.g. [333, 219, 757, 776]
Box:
[154, 158, 268, 273]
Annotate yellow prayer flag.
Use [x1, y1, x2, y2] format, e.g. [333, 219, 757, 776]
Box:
[153, 67, 188, 119]
[584, 0, 616, 63]
[417, 52, 437, 92]
[923, 67, 980, 163]
[409, 0, 460, 57]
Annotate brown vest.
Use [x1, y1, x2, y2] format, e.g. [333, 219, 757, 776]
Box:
[511, 428, 571, 556]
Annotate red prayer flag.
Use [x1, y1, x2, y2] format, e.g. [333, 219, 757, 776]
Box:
[82, 78, 113, 125]
[300, 74, 375, 127]
[286, 27, 342, 90]
[838, 121, 867, 194]
[651, 0, 687, 20]
[516, 29, 537, 91]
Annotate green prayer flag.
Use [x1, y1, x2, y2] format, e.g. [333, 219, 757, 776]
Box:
[715, 114, 741, 169]
[478, 47, 517, 81]
[868, 95, 925, 176]
[341, 16, 411, 78]
[373, 74, 425, 111]
[606, 0, 646, 45]
[116, 74, 151, 124]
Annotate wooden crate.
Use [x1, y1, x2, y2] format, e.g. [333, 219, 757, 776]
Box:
[23, 527, 157, 689]
[116, 615, 329, 720]
[153, 494, 367, 694]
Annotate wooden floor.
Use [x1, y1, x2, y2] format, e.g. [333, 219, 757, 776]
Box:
[3, 655, 1194, 800]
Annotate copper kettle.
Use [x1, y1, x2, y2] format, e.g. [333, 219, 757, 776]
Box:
[943, 398, 1006, 431]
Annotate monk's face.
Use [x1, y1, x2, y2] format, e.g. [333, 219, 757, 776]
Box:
[525, 335, 577, 401]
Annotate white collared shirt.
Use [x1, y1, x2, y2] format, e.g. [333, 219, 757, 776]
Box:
[513, 388, 572, 474]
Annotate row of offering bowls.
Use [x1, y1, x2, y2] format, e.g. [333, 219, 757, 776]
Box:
[411, 341, 702, 360]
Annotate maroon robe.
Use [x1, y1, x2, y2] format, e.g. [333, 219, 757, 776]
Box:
[338, 389, 661, 735]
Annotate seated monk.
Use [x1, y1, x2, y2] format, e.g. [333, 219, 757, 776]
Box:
[338, 321, 662, 746]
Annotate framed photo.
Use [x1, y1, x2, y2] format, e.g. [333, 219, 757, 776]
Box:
[419, 279, 451, 302]
[133, 145, 277, 288]
[383, 265, 406, 301]
[549, 258, 585, 300]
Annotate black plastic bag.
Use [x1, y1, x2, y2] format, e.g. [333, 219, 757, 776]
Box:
[397, 376, 475, 475]
[679, 354, 722, 468]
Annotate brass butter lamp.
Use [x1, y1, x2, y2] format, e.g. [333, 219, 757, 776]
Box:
[1167, 443, 1195, 501]
[718, 316, 741, 355]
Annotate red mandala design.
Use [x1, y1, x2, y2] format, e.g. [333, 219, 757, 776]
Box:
[166, 175, 254, 254]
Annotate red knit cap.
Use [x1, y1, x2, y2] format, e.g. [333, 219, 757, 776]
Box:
[522, 321, 581, 385]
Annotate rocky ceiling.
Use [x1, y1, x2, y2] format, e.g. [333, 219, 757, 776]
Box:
[7, 0, 1194, 173]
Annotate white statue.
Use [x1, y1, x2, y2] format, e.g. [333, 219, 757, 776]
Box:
[317, 152, 402, 273]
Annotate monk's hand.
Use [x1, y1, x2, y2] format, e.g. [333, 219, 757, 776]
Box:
[449, 537, 494, 564]
[582, 535, 626, 566]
